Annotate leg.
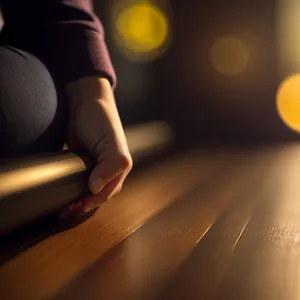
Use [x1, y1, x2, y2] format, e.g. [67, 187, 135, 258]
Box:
[0, 45, 67, 157]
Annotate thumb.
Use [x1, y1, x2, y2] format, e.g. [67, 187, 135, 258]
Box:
[88, 155, 131, 194]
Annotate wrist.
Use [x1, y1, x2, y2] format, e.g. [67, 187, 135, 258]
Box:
[65, 76, 114, 108]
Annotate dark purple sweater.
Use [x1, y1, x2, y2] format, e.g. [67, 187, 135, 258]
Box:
[0, 0, 116, 87]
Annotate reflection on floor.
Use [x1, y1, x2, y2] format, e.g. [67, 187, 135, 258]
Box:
[1, 143, 300, 300]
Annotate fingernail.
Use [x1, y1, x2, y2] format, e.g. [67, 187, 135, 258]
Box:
[91, 177, 105, 194]
[83, 202, 97, 213]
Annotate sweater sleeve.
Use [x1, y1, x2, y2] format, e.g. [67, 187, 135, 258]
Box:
[0, 0, 116, 88]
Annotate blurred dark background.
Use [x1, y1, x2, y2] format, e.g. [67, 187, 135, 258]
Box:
[95, 0, 300, 147]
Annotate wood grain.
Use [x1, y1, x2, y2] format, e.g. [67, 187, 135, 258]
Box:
[215, 145, 300, 300]
[2, 145, 300, 300]
[0, 150, 226, 300]
[50, 149, 274, 300]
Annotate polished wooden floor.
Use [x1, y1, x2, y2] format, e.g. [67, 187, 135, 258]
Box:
[1, 144, 300, 300]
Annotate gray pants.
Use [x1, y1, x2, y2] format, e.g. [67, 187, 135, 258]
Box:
[0, 45, 66, 157]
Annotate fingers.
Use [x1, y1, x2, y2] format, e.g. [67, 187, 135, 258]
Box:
[82, 174, 124, 212]
[59, 174, 125, 219]
[88, 153, 132, 195]
[59, 153, 132, 219]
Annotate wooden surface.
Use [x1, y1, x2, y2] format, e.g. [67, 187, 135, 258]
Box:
[1, 144, 300, 300]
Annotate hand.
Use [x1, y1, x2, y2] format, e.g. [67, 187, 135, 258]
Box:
[59, 77, 132, 218]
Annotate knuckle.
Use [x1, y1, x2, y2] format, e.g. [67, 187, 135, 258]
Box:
[116, 154, 133, 172]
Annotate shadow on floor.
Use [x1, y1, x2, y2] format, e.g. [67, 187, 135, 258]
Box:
[0, 209, 97, 267]
[0, 148, 176, 267]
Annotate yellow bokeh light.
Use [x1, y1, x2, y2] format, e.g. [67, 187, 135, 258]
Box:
[114, 1, 169, 60]
[277, 74, 300, 133]
[210, 36, 249, 76]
